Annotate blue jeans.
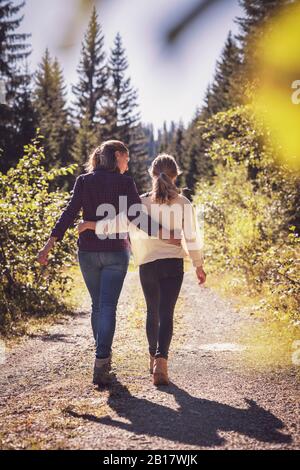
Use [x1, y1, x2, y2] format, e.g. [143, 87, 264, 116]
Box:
[78, 250, 130, 359]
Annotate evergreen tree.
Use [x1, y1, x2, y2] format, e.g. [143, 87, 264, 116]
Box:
[72, 7, 108, 164]
[72, 7, 107, 124]
[105, 33, 148, 192]
[207, 32, 241, 114]
[236, 0, 294, 78]
[236, 0, 291, 48]
[129, 123, 151, 193]
[34, 50, 73, 168]
[179, 35, 241, 191]
[181, 110, 215, 194]
[0, 1, 31, 90]
[167, 122, 186, 187]
[157, 120, 181, 155]
[14, 62, 36, 153]
[201, 85, 214, 119]
[105, 33, 140, 139]
[0, 0, 33, 171]
[142, 123, 156, 163]
[158, 121, 170, 152]
[177, 32, 241, 194]
[72, 113, 98, 171]
[175, 1, 299, 196]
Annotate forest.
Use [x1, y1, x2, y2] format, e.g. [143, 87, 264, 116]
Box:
[0, 0, 299, 334]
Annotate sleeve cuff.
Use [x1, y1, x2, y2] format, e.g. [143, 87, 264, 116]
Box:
[192, 254, 204, 268]
[50, 229, 63, 242]
[96, 220, 108, 236]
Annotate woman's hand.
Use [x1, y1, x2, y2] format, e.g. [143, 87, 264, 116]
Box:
[196, 266, 206, 285]
[38, 247, 50, 266]
[37, 237, 56, 266]
[77, 221, 96, 234]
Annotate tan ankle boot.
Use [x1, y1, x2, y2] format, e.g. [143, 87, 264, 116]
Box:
[149, 354, 155, 374]
[153, 357, 169, 386]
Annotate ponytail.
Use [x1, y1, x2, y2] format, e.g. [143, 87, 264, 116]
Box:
[149, 154, 182, 205]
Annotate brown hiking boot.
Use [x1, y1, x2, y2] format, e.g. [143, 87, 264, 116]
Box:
[93, 356, 112, 386]
[149, 354, 155, 374]
[153, 357, 169, 386]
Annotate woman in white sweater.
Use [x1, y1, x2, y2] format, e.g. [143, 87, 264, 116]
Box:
[79, 154, 206, 386]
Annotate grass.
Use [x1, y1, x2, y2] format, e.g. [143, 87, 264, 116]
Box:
[0, 263, 84, 344]
[239, 320, 300, 373]
[207, 269, 300, 374]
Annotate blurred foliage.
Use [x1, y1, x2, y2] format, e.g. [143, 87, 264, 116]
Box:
[194, 105, 300, 322]
[165, 0, 223, 43]
[58, 0, 223, 49]
[252, 1, 300, 171]
[0, 135, 78, 334]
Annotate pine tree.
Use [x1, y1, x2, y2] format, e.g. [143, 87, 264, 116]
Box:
[105, 33, 148, 192]
[158, 121, 170, 152]
[177, 33, 241, 193]
[72, 7, 107, 124]
[236, 0, 293, 77]
[168, 122, 186, 187]
[105, 33, 140, 139]
[71, 113, 98, 171]
[207, 32, 241, 114]
[177, 101, 217, 195]
[0, 1, 31, 85]
[142, 123, 157, 163]
[129, 124, 151, 193]
[236, 0, 290, 48]
[72, 7, 108, 164]
[34, 49, 73, 168]
[14, 62, 36, 153]
[177, 1, 297, 196]
[0, 0, 33, 171]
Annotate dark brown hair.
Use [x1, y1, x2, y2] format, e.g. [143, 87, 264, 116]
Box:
[148, 153, 182, 204]
[85, 140, 129, 173]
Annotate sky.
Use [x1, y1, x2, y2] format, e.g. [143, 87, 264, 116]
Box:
[20, 0, 243, 132]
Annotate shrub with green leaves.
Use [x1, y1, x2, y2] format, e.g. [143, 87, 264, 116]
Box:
[194, 105, 300, 322]
[0, 136, 78, 334]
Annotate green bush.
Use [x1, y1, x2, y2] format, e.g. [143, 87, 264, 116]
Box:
[194, 105, 300, 322]
[0, 136, 78, 334]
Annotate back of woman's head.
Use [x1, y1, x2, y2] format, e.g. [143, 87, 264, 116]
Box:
[148, 153, 182, 204]
[85, 140, 128, 173]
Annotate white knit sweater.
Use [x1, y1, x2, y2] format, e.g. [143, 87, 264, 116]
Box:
[96, 193, 204, 268]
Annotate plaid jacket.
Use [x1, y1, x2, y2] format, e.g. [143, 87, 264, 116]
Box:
[51, 168, 158, 252]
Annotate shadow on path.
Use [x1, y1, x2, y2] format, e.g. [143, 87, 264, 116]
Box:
[27, 333, 74, 343]
[66, 378, 292, 448]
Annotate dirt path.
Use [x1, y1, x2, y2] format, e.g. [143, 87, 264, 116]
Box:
[0, 270, 299, 450]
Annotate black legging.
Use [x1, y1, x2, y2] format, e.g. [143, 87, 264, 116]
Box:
[139, 258, 184, 359]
